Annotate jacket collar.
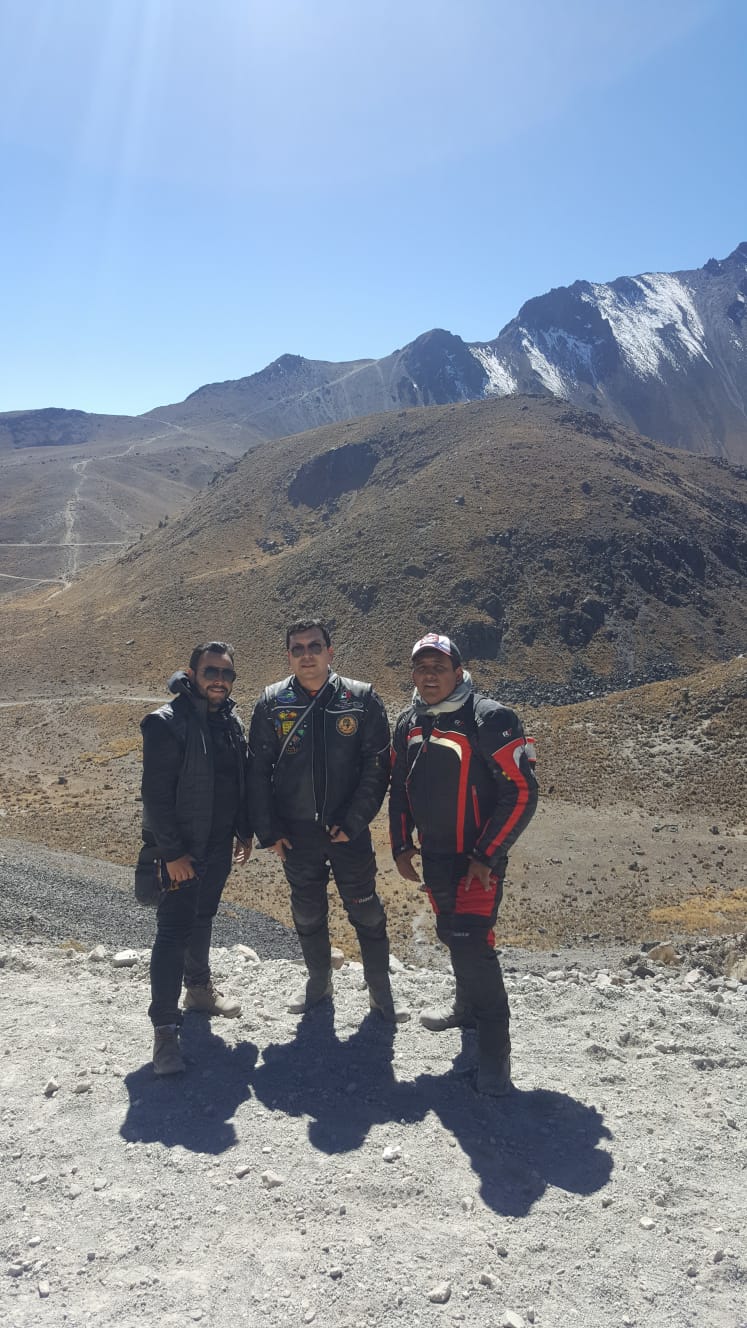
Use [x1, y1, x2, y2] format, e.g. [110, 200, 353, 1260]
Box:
[167, 669, 236, 717]
[290, 669, 337, 702]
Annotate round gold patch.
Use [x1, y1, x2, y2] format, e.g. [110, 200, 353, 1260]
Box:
[336, 715, 358, 736]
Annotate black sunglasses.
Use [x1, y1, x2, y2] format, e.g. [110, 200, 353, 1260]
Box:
[289, 642, 326, 657]
[202, 666, 236, 682]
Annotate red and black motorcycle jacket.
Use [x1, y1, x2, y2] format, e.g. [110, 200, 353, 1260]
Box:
[389, 692, 538, 869]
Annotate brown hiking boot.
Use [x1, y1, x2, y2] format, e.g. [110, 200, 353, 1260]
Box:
[420, 978, 475, 1031]
[183, 981, 241, 1018]
[288, 969, 333, 1014]
[152, 1026, 185, 1076]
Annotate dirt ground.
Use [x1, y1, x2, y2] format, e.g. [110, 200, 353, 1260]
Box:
[1, 657, 744, 957]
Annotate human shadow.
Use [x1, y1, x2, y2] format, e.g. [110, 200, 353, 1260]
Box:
[253, 1000, 421, 1152]
[252, 1012, 613, 1217]
[120, 1016, 258, 1154]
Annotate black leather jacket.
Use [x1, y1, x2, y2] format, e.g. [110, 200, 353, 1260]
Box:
[140, 672, 250, 863]
[248, 672, 390, 846]
[389, 692, 538, 869]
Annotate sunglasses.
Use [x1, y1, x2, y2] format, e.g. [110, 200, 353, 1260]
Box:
[289, 642, 326, 657]
[201, 666, 236, 682]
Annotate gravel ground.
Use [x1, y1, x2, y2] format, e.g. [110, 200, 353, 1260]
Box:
[0, 838, 299, 959]
[1, 843, 746, 1328]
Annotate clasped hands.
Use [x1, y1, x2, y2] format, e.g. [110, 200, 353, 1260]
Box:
[394, 846, 494, 891]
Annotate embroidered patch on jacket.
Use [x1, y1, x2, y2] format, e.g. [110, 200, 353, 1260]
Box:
[275, 709, 299, 738]
[336, 715, 359, 736]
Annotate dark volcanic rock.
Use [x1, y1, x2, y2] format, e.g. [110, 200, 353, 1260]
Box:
[288, 441, 378, 507]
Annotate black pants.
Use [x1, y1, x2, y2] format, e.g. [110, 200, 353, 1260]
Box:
[282, 821, 389, 984]
[148, 838, 233, 1027]
[422, 851, 510, 1054]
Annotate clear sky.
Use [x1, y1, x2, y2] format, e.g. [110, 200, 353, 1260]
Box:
[1, 0, 745, 417]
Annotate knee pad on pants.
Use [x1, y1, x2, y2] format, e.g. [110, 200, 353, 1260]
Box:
[345, 890, 386, 938]
[290, 900, 328, 936]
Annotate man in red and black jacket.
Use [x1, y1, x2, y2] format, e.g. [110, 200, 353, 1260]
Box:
[389, 633, 538, 1095]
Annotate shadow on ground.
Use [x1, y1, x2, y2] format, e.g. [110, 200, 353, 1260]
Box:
[120, 1017, 258, 1153]
[119, 1006, 613, 1214]
[252, 1002, 614, 1217]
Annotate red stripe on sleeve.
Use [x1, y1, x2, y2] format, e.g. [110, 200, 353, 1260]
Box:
[480, 738, 531, 857]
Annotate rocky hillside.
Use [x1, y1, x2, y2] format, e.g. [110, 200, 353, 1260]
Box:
[3, 396, 745, 702]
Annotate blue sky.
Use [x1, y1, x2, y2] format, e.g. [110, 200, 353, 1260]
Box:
[1, 0, 745, 416]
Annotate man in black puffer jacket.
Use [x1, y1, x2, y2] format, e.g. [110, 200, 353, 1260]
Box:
[141, 641, 251, 1074]
[390, 633, 538, 1095]
[249, 619, 406, 1023]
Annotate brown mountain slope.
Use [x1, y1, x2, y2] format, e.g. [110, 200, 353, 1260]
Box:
[3, 396, 744, 703]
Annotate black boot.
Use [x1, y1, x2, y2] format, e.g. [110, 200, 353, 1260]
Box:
[289, 929, 334, 1013]
[359, 934, 410, 1023]
[476, 1021, 512, 1096]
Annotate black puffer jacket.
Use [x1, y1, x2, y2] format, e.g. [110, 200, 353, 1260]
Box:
[140, 672, 250, 863]
[248, 672, 390, 846]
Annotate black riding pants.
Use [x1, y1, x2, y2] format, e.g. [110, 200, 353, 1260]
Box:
[148, 837, 233, 1027]
[282, 821, 389, 982]
[422, 851, 510, 1053]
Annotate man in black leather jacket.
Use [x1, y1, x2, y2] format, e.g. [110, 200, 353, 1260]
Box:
[249, 619, 406, 1022]
[141, 641, 251, 1074]
[390, 633, 538, 1095]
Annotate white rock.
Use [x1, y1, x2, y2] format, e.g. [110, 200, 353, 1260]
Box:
[73, 1080, 92, 1094]
[235, 1164, 251, 1179]
[260, 1170, 284, 1188]
[43, 1078, 60, 1097]
[428, 1281, 452, 1304]
[28, 1237, 42, 1248]
[112, 950, 138, 968]
[38, 1281, 50, 1298]
[29, 1173, 47, 1184]
[88, 945, 108, 962]
[639, 1216, 655, 1229]
[93, 1177, 108, 1191]
[545, 970, 564, 982]
[234, 945, 260, 962]
[502, 1312, 525, 1328]
[382, 1146, 401, 1163]
[330, 947, 345, 970]
[389, 954, 405, 972]
[460, 1196, 474, 1213]
[478, 1271, 496, 1288]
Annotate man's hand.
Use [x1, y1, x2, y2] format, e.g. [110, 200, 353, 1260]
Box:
[233, 839, 253, 865]
[165, 854, 197, 883]
[269, 837, 293, 862]
[465, 857, 493, 892]
[328, 825, 350, 843]
[394, 846, 421, 883]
